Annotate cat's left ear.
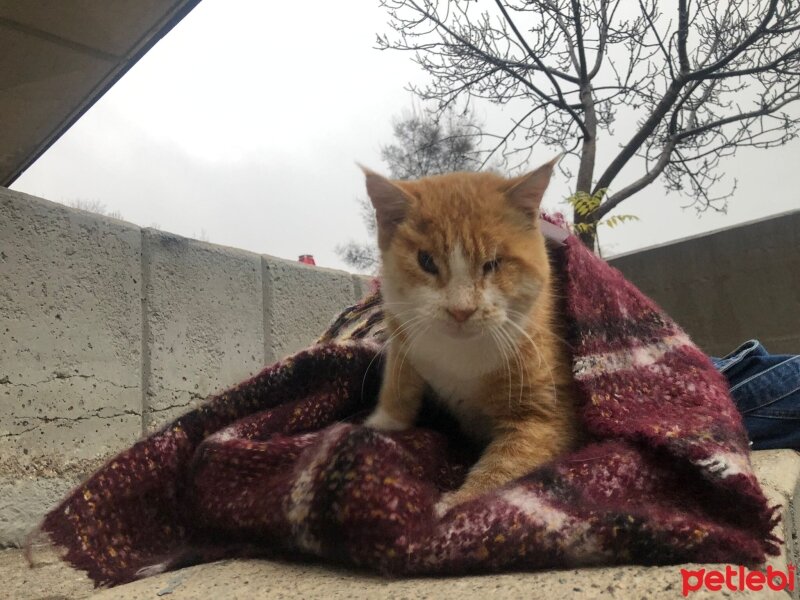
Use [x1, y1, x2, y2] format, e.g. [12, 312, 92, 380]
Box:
[504, 155, 561, 217]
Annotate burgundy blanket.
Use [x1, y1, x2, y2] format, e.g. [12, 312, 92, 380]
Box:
[34, 232, 779, 587]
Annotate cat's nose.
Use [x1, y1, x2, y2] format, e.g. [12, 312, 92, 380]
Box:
[447, 307, 477, 323]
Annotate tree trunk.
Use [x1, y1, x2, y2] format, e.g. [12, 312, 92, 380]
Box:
[574, 83, 598, 251]
[575, 220, 597, 249]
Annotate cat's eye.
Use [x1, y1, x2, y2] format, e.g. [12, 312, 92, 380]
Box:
[417, 250, 438, 275]
[483, 258, 502, 274]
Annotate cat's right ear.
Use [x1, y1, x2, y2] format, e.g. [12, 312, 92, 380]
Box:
[359, 165, 412, 234]
[504, 155, 560, 218]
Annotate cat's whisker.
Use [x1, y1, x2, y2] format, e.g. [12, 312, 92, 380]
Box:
[503, 330, 523, 411]
[502, 330, 523, 411]
[505, 315, 563, 408]
[496, 324, 529, 410]
[388, 315, 429, 398]
[503, 317, 544, 368]
[498, 328, 515, 412]
[383, 312, 428, 394]
[491, 324, 516, 409]
[395, 319, 430, 399]
[488, 325, 513, 412]
[504, 319, 558, 410]
[506, 308, 573, 349]
[393, 326, 418, 397]
[361, 312, 427, 405]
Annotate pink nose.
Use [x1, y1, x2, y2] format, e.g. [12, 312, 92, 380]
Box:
[447, 307, 477, 323]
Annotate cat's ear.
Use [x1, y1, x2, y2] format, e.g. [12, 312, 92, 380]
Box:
[504, 155, 560, 217]
[359, 165, 412, 232]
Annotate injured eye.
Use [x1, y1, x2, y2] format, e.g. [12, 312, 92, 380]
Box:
[417, 250, 439, 275]
[483, 258, 502, 275]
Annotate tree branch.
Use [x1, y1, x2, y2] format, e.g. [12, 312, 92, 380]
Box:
[587, 0, 612, 80]
[677, 0, 690, 73]
[405, 0, 589, 135]
[690, 47, 800, 80]
[674, 87, 800, 141]
[687, 0, 780, 80]
[639, 0, 674, 79]
[478, 103, 547, 170]
[596, 140, 676, 219]
[378, 0, 800, 248]
[592, 79, 685, 195]
[570, 0, 589, 82]
[492, 0, 586, 130]
[493, 1, 581, 84]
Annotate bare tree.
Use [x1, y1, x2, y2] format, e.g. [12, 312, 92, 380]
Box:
[379, 0, 800, 248]
[338, 107, 482, 271]
[382, 106, 483, 178]
[68, 199, 123, 220]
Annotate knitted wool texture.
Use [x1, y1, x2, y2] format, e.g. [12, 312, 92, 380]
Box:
[34, 233, 779, 587]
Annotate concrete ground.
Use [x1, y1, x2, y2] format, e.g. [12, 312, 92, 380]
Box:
[3, 450, 798, 600]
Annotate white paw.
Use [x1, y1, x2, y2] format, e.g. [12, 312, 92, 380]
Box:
[433, 492, 459, 518]
[363, 408, 409, 431]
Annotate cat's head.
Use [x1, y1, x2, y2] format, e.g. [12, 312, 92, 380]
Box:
[363, 158, 558, 341]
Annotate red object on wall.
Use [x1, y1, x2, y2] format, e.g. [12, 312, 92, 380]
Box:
[298, 254, 316, 266]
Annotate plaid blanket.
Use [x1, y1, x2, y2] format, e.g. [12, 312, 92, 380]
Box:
[33, 230, 779, 587]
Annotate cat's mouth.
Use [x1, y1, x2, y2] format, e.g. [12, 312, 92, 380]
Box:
[440, 320, 485, 339]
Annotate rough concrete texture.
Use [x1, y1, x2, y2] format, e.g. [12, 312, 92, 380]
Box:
[3, 450, 798, 599]
[142, 230, 265, 432]
[263, 256, 356, 362]
[0, 189, 143, 459]
[0, 188, 143, 545]
[610, 210, 800, 356]
[3, 546, 93, 600]
[0, 187, 363, 546]
[0, 477, 78, 548]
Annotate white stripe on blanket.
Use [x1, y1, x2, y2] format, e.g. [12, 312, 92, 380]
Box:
[573, 332, 692, 380]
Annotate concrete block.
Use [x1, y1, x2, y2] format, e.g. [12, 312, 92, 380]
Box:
[262, 256, 356, 362]
[2, 546, 94, 599]
[0, 189, 142, 466]
[142, 231, 265, 432]
[750, 451, 800, 600]
[610, 210, 800, 356]
[0, 476, 79, 547]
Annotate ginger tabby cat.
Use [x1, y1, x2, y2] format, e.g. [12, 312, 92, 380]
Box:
[362, 158, 580, 514]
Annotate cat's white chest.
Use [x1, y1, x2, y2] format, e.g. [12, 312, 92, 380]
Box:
[405, 331, 498, 442]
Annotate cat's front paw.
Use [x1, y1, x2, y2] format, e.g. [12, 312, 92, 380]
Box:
[434, 490, 471, 518]
[363, 407, 410, 431]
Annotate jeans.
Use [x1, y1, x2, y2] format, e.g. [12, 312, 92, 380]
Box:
[712, 340, 800, 450]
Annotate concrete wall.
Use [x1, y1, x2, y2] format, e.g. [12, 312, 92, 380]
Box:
[609, 210, 800, 357]
[0, 187, 367, 546]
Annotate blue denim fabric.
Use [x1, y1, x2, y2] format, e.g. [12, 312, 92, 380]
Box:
[712, 340, 800, 450]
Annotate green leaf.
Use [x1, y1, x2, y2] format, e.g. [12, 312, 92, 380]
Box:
[598, 213, 639, 230]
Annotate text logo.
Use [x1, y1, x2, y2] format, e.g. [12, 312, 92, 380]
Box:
[681, 565, 796, 596]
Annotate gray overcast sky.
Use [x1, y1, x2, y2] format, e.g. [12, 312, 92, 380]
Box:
[11, 0, 800, 270]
